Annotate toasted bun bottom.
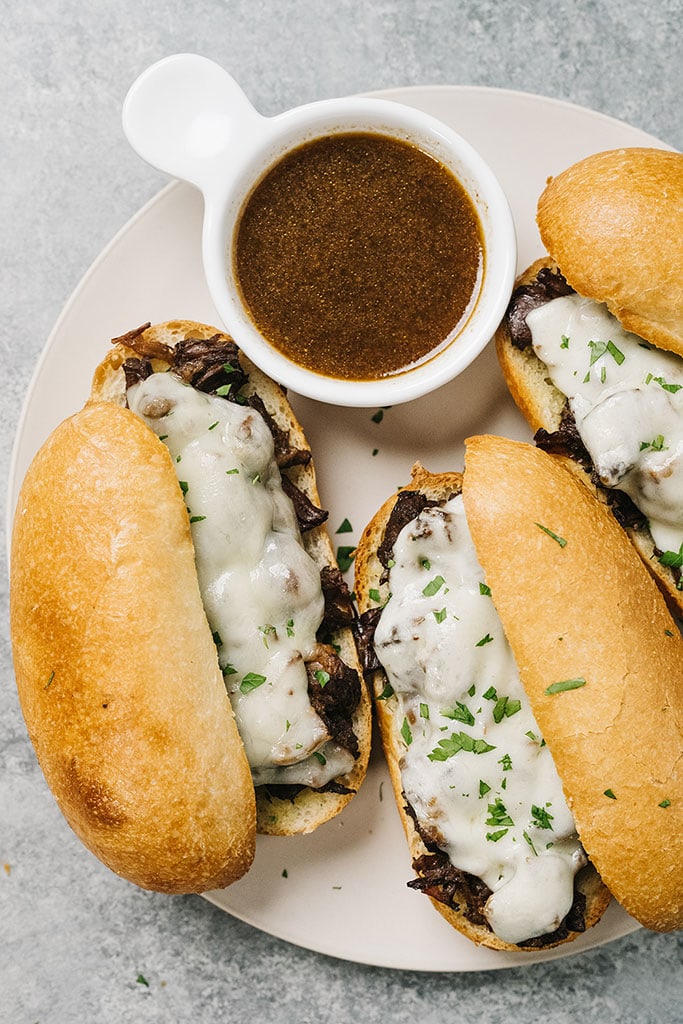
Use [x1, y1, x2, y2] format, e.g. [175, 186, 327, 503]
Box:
[355, 464, 611, 951]
[10, 402, 256, 893]
[463, 435, 683, 933]
[92, 320, 371, 836]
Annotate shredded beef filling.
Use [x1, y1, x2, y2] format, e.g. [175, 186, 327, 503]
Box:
[505, 267, 575, 350]
[119, 327, 362, 788]
[307, 643, 362, 758]
[319, 565, 356, 631]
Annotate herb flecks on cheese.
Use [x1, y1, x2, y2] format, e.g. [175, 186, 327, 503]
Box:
[374, 496, 585, 945]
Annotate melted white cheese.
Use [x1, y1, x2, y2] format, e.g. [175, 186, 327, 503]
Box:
[374, 496, 584, 945]
[528, 293, 683, 553]
[128, 372, 354, 787]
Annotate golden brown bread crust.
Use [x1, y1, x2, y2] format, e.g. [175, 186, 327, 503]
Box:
[354, 463, 611, 951]
[495, 258, 683, 616]
[537, 147, 683, 355]
[463, 435, 683, 933]
[91, 320, 371, 837]
[10, 402, 256, 893]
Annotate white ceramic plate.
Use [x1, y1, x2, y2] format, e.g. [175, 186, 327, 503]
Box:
[9, 86, 671, 972]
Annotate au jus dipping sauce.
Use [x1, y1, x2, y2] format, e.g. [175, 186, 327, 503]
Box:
[233, 132, 484, 381]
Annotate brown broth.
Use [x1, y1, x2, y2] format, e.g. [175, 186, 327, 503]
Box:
[233, 132, 484, 381]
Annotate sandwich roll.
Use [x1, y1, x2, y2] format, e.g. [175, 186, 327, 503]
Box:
[354, 439, 682, 950]
[10, 401, 256, 893]
[10, 320, 371, 891]
[496, 147, 683, 612]
[463, 435, 683, 935]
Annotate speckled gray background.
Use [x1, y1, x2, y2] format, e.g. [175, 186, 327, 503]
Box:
[2, 2, 682, 1022]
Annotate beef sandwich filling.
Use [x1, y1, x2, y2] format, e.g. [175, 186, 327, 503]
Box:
[118, 326, 361, 793]
[507, 269, 683, 580]
[359, 490, 589, 947]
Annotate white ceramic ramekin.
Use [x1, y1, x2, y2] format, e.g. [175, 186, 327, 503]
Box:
[123, 54, 516, 407]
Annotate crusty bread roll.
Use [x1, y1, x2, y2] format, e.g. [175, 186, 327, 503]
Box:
[10, 401, 256, 893]
[354, 462, 611, 951]
[10, 320, 371, 891]
[91, 320, 371, 837]
[355, 442, 683, 949]
[495, 147, 683, 613]
[537, 148, 683, 356]
[463, 435, 683, 934]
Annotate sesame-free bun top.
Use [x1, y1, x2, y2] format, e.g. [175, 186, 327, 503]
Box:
[536, 147, 683, 356]
[10, 401, 257, 893]
[462, 434, 683, 932]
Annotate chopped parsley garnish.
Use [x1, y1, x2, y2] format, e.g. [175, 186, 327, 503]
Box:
[372, 409, 384, 424]
[222, 662, 237, 676]
[639, 434, 667, 452]
[659, 798, 671, 808]
[545, 677, 587, 695]
[492, 695, 522, 723]
[560, 334, 570, 349]
[433, 607, 447, 623]
[606, 340, 625, 364]
[259, 624, 277, 647]
[535, 522, 567, 547]
[604, 789, 617, 800]
[442, 701, 475, 726]
[419, 703, 430, 720]
[523, 830, 538, 856]
[486, 797, 514, 828]
[376, 681, 395, 701]
[315, 670, 330, 688]
[44, 671, 55, 690]
[498, 753, 513, 772]
[240, 672, 267, 693]
[189, 515, 206, 523]
[422, 575, 445, 597]
[531, 804, 554, 830]
[479, 581, 491, 596]
[486, 828, 508, 842]
[336, 546, 356, 572]
[226, 467, 239, 475]
[136, 974, 149, 987]
[482, 686, 497, 701]
[428, 731, 495, 761]
[420, 558, 431, 570]
[215, 384, 232, 396]
[401, 718, 413, 745]
[658, 543, 683, 569]
[476, 633, 494, 647]
[336, 518, 353, 534]
[479, 780, 491, 798]
[313, 751, 327, 765]
[212, 630, 223, 647]
[179, 480, 189, 495]
[208, 421, 219, 430]
[369, 588, 382, 604]
[588, 339, 625, 366]
[646, 373, 683, 393]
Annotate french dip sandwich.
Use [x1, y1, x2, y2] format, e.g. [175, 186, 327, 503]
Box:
[354, 436, 683, 951]
[496, 147, 683, 612]
[10, 320, 371, 893]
